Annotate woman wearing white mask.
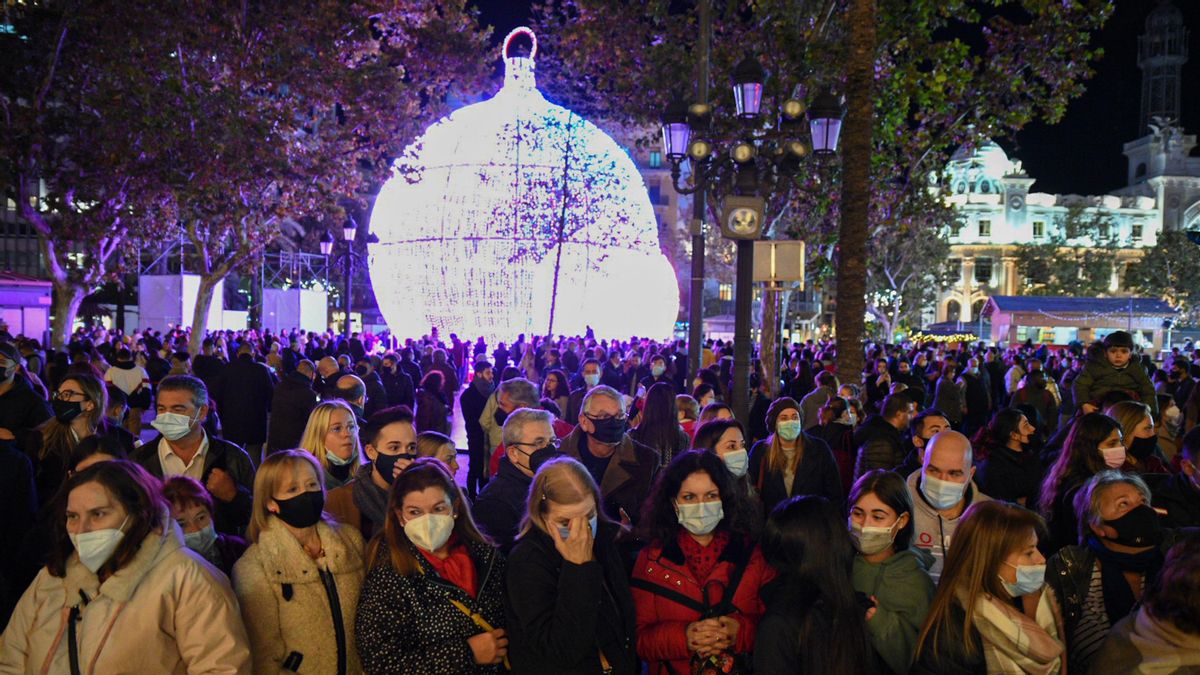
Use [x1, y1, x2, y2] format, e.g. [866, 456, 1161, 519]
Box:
[355, 458, 508, 674]
[631, 450, 772, 675]
[747, 397, 842, 515]
[298, 400, 364, 489]
[0, 460, 251, 672]
[504, 458, 638, 675]
[233, 450, 365, 674]
[913, 500, 1064, 674]
[848, 470, 935, 674]
[163, 475, 247, 578]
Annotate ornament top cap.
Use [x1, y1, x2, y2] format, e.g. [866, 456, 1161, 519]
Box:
[502, 27, 538, 90]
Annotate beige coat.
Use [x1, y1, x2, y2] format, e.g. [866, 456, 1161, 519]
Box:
[233, 518, 365, 674]
[0, 522, 250, 674]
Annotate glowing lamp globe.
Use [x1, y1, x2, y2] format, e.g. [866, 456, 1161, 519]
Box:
[370, 27, 679, 344]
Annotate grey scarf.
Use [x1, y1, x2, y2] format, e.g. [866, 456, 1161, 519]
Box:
[351, 462, 389, 530]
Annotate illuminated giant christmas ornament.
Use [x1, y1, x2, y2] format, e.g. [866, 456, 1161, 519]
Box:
[370, 27, 679, 343]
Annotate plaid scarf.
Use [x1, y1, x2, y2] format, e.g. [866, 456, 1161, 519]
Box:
[962, 589, 1066, 675]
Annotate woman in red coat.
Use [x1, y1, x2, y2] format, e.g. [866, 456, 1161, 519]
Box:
[631, 450, 773, 674]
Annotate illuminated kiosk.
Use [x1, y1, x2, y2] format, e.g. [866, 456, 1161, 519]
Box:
[370, 27, 678, 344]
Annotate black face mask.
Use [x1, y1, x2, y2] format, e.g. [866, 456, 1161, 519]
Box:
[52, 400, 83, 425]
[374, 452, 414, 485]
[587, 416, 626, 445]
[273, 490, 325, 529]
[355, 365, 370, 377]
[1129, 435, 1159, 461]
[1103, 503, 1164, 548]
[494, 409, 509, 426]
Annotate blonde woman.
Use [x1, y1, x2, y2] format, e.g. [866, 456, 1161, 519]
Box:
[416, 430, 460, 477]
[912, 500, 1065, 674]
[299, 400, 363, 489]
[233, 450, 366, 674]
[505, 458, 638, 675]
[1105, 400, 1170, 474]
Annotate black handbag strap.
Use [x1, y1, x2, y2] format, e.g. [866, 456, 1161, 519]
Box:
[629, 545, 754, 619]
[68, 605, 82, 675]
[629, 577, 706, 613]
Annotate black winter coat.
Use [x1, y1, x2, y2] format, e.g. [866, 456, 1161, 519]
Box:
[1149, 472, 1200, 529]
[0, 377, 51, 449]
[362, 370, 390, 418]
[381, 367, 416, 409]
[975, 445, 1044, 507]
[266, 371, 319, 453]
[355, 540, 506, 675]
[852, 415, 906, 480]
[131, 434, 256, 535]
[505, 522, 638, 675]
[472, 457, 533, 555]
[748, 433, 843, 515]
[217, 354, 275, 445]
[459, 383, 490, 454]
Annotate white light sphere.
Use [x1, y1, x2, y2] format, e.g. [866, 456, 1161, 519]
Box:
[369, 27, 678, 344]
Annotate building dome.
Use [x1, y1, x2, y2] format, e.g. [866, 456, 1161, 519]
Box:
[369, 28, 679, 343]
[1147, 1, 1183, 30]
[947, 138, 1013, 195]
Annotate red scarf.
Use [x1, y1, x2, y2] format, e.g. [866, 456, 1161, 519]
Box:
[678, 529, 730, 585]
[418, 535, 479, 598]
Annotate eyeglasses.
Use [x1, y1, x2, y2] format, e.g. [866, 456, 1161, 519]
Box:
[511, 439, 560, 453]
[584, 413, 627, 423]
[328, 423, 358, 435]
[54, 390, 85, 401]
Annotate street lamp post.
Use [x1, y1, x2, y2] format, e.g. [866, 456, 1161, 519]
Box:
[661, 56, 843, 424]
[320, 216, 377, 341]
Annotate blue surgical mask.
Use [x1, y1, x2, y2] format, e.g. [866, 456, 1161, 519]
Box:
[583, 373, 600, 387]
[776, 419, 802, 441]
[1000, 562, 1045, 597]
[152, 411, 197, 441]
[722, 449, 749, 477]
[184, 524, 218, 556]
[676, 501, 723, 536]
[325, 447, 356, 466]
[920, 473, 968, 511]
[651, 365, 666, 377]
[557, 514, 599, 541]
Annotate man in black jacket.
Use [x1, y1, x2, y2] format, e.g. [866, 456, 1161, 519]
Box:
[379, 352, 415, 409]
[217, 343, 275, 464]
[459, 361, 494, 500]
[0, 342, 51, 450]
[852, 394, 913, 480]
[355, 357, 389, 418]
[131, 375, 255, 535]
[266, 360, 319, 455]
[473, 408, 555, 553]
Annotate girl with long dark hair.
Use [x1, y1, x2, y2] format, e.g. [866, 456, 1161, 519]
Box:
[630, 382, 690, 467]
[1040, 413, 1125, 550]
[755, 495, 875, 674]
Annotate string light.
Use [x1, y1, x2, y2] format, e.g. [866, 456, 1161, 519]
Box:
[370, 27, 678, 343]
[909, 332, 979, 344]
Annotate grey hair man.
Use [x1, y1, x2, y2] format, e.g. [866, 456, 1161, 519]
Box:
[473, 407, 557, 553]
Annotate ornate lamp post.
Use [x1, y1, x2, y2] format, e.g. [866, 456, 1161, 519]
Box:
[321, 216, 377, 340]
[661, 56, 844, 423]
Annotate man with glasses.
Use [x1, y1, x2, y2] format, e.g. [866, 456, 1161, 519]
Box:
[560, 385, 659, 527]
[0, 341, 51, 450]
[473, 408, 559, 554]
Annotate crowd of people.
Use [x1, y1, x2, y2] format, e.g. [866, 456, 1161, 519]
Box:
[0, 322, 1198, 674]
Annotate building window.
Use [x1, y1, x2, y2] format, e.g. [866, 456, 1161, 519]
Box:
[1032, 221, 1045, 239]
[649, 151, 662, 168]
[718, 283, 733, 301]
[949, 258, 962, 277]
[978, 220, 991, 237]
[1131, 223, 1143, 241]
[648, 184, 663, 206]
[1098, 223, 1110, 239]
[974, 257, 993, 284]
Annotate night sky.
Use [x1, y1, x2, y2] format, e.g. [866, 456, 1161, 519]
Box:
[471, 0, 1200, 196]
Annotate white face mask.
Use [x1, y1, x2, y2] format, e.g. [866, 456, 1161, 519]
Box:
[404, 513, 455, 552]
[676, 500, 723, 536]
[1101, 445, 1126, 469]
[325, 447, 357, 466]
[850, 519, 901, 556]
[70, 516, 129, 573]
[920, 473, 968, 511]
[151, 411, 197, 441]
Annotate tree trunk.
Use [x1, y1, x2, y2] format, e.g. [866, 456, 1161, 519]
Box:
[50, 283, 86, 350]
[760, 288, 779, 398]
[834, 0, 876, 385]
[188, 275, 221, 356]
